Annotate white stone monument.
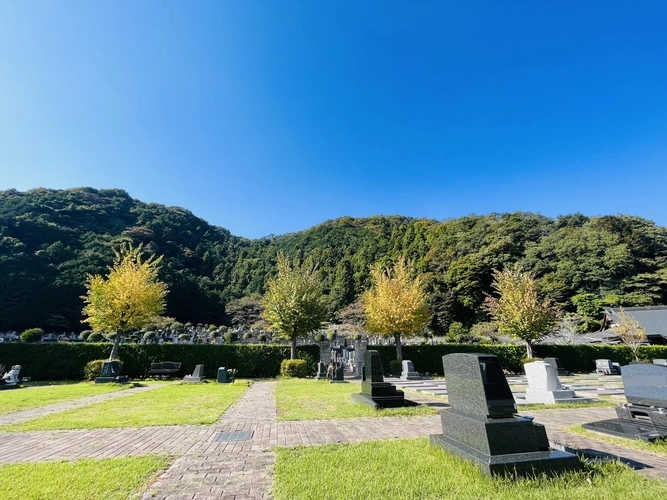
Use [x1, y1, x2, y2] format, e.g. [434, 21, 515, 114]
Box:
[523, 361, 591, 404]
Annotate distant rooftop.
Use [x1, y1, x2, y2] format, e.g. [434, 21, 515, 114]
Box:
[605, 306, 667, 340]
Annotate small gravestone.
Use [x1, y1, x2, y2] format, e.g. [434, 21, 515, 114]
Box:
[328, 361, 346, 383]
[95, 361, 121, 384]
[400, 360, 421, 380]
[0, 365, 22, 390]
[654, 359, 667, 366]
[351, 351, 416, 408]
[183, 364, 206, 383]
[584, 363, 667, 441]
[430, 353, 580, 476]
[521, 361, 592, 405]
[595, 359, 621, 375]
[543, 357, 570, 376]
[217, 367, 233, 383]
[315, 362, 328, 380]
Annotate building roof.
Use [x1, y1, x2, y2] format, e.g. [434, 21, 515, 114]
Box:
[605, 306, 667, 339]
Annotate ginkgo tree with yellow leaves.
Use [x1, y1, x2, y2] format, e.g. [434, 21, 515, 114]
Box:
[82, 243, 168, 361]
[484, 264, 560, 359]
[362, 257, 430, 364]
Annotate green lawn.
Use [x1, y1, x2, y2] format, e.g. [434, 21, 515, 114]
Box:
[276, 378, 438, 420]
[5, 382, 249, 431]
[273, 438, 667, 500]
[567, 425, 667, 458]
[0, 381, 131, 415]
[0, 455, 171, 499]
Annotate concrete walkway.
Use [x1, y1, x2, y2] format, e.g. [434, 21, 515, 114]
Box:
[1, 381, 667, 498]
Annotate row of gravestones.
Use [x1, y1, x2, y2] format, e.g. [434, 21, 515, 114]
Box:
[95, 362, 235, 384]
[354, 349, 667, 476]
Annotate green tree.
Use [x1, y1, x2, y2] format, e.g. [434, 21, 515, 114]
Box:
[484, 264, 560, 359]
[20, 328, 44, 343]
[262, 253, 327, 359]
[362, 257, 430, 363]
[81, 243, 168, 360]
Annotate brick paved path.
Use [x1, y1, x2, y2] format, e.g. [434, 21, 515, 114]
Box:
[0, 384, 161, 426]
[1, 381, 667, 498]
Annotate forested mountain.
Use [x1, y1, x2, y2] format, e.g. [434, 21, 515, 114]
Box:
[2, 187, 667, 334]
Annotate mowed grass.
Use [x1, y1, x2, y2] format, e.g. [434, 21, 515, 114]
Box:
[273, 438, 667, 500]
[0, 455, 171, 499]
[0, 381, 131, 415]
[276, 378, 438, 420]
[568, 425, 667, 458]
[5, 382, 249, 431]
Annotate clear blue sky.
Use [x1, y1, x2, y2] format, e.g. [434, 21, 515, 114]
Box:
[2, 1, 667, 238]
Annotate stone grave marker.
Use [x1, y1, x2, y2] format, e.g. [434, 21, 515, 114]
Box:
[95, 361, 121, 384]
[217, 367, 233, 383]
[315, 361, 328, 380]
[351, 350, 415, 408]
[543, 357, 570, 376]
[0, 365, 22, 389]
[183, 364, 206, 383]
[400, 360, 421, 380]
[430, 353, 580, 476]
[521, 361, 592, 404]
[584, 363, 667, 441]
[595, 359, 621, 375]
[654, 359, 667, 366]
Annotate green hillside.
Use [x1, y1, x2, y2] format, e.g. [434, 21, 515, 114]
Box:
[2, 187, 666, 333]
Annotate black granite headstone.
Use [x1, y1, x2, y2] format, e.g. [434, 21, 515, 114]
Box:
[95, 361, 121, 384]
[217, 367, 233, 383]
[584, 363, 667, 441]
[430, 353, 580, 476]
[351, 350, 416, 408]
[315, 362, 328, 380]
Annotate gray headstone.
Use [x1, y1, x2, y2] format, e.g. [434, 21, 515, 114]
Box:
[192, 364, 204, 378]
[319, 341, 332, 364]
[622, 363, 667, 407]
[525, 361, 562, 391]
[654, 359, 667, 366]
[443, 353, 516, 418]
[363, 350, 384, 382]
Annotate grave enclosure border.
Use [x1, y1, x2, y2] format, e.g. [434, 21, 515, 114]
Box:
[2, 343, 667, 380]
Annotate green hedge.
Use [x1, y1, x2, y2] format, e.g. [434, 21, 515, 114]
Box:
[0, 343, 318, 380]
[372, 344, 667, 375]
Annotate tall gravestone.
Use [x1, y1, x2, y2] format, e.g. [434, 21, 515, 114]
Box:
[543, 357, 570, 376]
[430, 353, 580, 476]
[354, 339, 366, 378]
[351, 350, 415, 408]
[584, 363, 667, 441]
[319, 341, 332, 365]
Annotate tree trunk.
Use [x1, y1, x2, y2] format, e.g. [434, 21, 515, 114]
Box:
[109, 332, 122, 361]
[525, 340, 533, 359]
[394, 333, 403, 364]
[291, 330, 297, 360]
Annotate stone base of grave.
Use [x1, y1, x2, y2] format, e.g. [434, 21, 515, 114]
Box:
[518, 388, 595, 405]
[429, 433, 580, 476]
[329, 380, 348, 384]
[95, 376, 129, 384]
[400, 371, 422, 380]
[583, 419, 667, 442]
[351, 392, 418, 409]
[0, 383, 20, 390]
[183, 376, 205, 383]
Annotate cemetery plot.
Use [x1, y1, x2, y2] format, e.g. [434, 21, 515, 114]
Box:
[276, 378, 437, 421]
[273, 438, 667, 500]
[4, 382, 248, 431]
[0, 381, 129, 415]
[0, 455, 171, 500]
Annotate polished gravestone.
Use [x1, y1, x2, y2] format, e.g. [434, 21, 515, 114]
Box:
[400, 360, 421, 380]
[595, 359, 621, 375]
[183, 364, 206, 383]
[315, 361, 328, 380]
[543, 357, 571, 376]
[430, 353, 580, 476]
[654, 359, 667, 367]
[583, 363, 667, 441]
[520, 361, 593, 405]
[95, 361, 125, 384]
[351, 351, 416, 408]
[328, 361, 346, 383]
[217, 367, 234, 383]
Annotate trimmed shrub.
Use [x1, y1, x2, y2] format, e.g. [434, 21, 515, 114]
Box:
[83, 359, 123, 381]
[280, 359, 309, 378]
[257, 334, 267, 343]
[326, 331, 337, 341]
[224, 332, 238, 343]
[79, 331, 92, 341]
[354, 333, 363, 341]
[87, 332, 105, 342]
[20, 328, 44, 343]
[389, 360, 401, 377]
[178, 334, 190, 341]
[143, 331, 156, 342]
[314, 333, 324, 342]
[243, 333, 252, 340]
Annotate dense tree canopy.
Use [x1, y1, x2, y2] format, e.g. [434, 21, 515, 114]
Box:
[2, 188, 667, 334]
